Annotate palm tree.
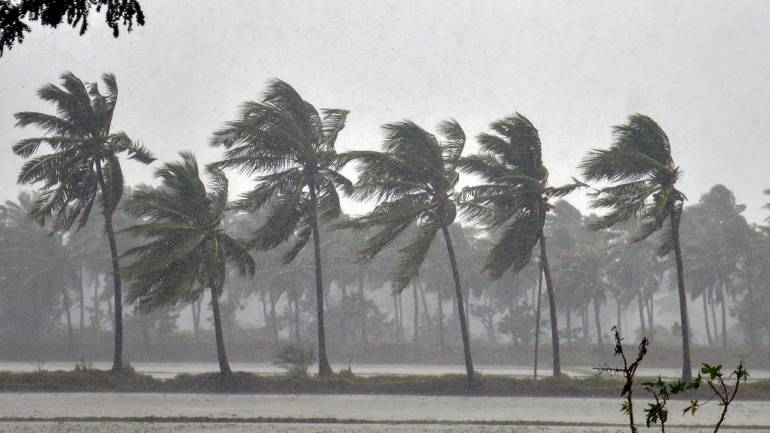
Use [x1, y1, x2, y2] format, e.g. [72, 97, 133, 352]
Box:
[580, 113, 692, 381]
[343, 119, 476, 383]
[13, 72, 154, 372]
[121, 152, 255, 378]
[210, 79, 352, 376]
[459, 113, 584, 377]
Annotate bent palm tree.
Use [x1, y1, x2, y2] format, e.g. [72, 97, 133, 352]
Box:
[121, 153, 255, 378]
[459, 113, 584, 377]
[343, 119, 475, 383]
[13, 72, 154, 372]
[210, 79, 352, 376]
[580, 114, 692, 381]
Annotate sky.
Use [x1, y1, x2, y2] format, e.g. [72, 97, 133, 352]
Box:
[1, 0, 769, 222]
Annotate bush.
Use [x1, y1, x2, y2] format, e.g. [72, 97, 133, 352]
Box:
[273, 345, 315, 377]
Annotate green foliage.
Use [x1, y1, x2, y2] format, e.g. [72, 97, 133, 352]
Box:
[459, 113, 584, 279]
[211, 79, 353, 263]
[13, 72, 154, 229]
[121, 152, 255, 310]
[581, 114, 684, 250]
[344, 119, 466, 292]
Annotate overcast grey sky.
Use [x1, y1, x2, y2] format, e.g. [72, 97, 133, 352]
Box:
[1, 0, 768, 222]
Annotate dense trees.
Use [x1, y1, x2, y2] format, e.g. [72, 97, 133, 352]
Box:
[7, 74, 770, 379]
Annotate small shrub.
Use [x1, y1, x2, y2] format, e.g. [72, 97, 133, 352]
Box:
[273, 345, 315, 377]
[74, 357, 93, 371]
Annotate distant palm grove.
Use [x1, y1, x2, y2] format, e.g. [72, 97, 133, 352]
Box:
[3, 72, 770, 383]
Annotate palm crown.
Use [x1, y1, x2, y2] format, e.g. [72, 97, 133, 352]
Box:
[121, 152, 255, 311]
[14, 72, 154, 228]
[580, 113, 685, 245]
[210, 79, 352, 262]
[459, 113, 584, 279]
[345, 119, 465, 291]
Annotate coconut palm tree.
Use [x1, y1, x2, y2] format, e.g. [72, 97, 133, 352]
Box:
[13, 72, 154, 372]
[120, 152, 255, 378]
[210, 79, 353, 376]
[580, 114, 692, 381]
[343, 119, 476, 383]
[458, 113, 584, 377]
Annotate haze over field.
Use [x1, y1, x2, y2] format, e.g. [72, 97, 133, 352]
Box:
[0, 1, 769, 221]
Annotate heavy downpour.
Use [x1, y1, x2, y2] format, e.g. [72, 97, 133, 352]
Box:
[0, 1, 769, 432]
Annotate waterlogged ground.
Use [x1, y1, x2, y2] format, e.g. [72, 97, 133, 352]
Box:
[0, 424, 767, 433]
[2, 362, 768, 380]
[0, 394, 768, 429]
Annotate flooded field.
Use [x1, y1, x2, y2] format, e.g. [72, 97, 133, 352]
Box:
[0, 423, 768, 433]
[2, 362, 767, 380]
[0, 393, 767, 430]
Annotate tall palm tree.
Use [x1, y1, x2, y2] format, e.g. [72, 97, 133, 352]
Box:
[459, 113, 584, 377]
[13, 72, 154, 372]
[121, 152, 255, 378]
[580, 113, 692, 381]
[342, 119, 476, 383]
[210, 79, 352, 376]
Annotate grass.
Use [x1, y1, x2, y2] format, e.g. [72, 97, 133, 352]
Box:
[0, 368, 768, 400]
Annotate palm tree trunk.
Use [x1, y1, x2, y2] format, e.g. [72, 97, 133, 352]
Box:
[710, 297, 719, 343]
[566, 310, 572, 343]
[79, 267, 85, 330]
[593, 300, 603, 352]
[615, 294, 622, 336]
[413, 284, 419, 342]
[703, 294, 713, 346]
[582, 305, 590, 340]
[260, 294, 268, 328]
[61, 286, 74, 351]
[539, 232, 561, 377]
[358, 275, 368, 348]
[92, 282, 100, 331]
[533, 262, 543, 379]
[720, 285, 727, 348]
[94, 160, 124, 372]
[269, 293, 278, 345]
[210, 286, 232, 378]
[341, 284, 349, 345]
[294, 295, 301, 345]
[307, 181, 333, 376]
[419, 283, 432, 329]
[637, 289, 647, 338]
[441, 224, 474, 383]
[398, 294, 404, 335]
[437, 289, 445, 351]
[191, 301, 201, 341]
[646, 299, 654, 333]
[392, 294, 401, 340]
[670, 213, 692, 382]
